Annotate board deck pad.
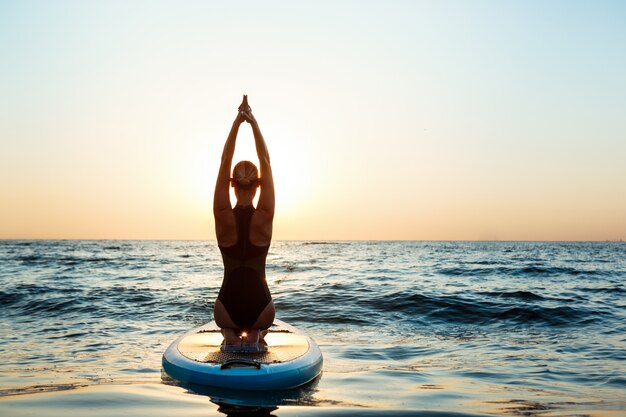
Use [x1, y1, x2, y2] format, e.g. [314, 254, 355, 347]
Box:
[178, 329, 310, 364]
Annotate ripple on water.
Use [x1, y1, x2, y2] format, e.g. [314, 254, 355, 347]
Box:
[0, 240, 625, 415]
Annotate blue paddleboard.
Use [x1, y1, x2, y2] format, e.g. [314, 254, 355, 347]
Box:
[162, 319, 323, 390]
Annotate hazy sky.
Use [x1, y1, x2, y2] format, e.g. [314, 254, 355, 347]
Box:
[1, 1, 625, 240]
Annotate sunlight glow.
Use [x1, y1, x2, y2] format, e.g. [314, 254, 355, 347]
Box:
[1, 2, 625, 240]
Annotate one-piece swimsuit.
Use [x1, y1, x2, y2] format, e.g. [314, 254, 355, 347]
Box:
[217, 205, 271, 330]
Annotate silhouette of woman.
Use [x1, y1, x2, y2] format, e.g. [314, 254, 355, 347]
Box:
[213, 95, 275, 351]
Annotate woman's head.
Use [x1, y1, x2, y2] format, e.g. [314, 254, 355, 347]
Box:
[231, 161, 259, 190]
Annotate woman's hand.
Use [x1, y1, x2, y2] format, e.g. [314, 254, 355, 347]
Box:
[234, 111, 247, 125]
[237, 94, 257, 125]
[240, 109, 257, 125]
[234, 109, 256, 126]
[238, 95, 251, 113]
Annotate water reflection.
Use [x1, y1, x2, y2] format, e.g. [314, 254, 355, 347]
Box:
[162, 371, 321, 413]
[214, 403, 278, 416]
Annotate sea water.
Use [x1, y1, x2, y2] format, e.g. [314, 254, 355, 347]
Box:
[1, 240, 625, 416]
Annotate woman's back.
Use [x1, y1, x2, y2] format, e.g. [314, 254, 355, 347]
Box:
[212, 96, 276, 349]
[218, 205, 271, 330]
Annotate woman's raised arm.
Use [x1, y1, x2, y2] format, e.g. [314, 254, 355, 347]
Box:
[214, 111, 245, 235]
[243, 110, 275, 221]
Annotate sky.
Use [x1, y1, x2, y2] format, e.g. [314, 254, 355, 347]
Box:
[1, 0, 625, 240]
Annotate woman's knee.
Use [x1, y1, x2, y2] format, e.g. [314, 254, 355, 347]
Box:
[253, 301, 275, 329]
[214, 299, 238, 329]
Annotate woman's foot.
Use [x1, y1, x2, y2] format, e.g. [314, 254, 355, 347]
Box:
[221, 328, 241, 345]
[221, 343, 267, 353]
[220, 328, 268, 353]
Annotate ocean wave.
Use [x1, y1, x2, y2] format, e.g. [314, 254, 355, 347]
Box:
[478, 290, 545, 300]
[436, 265, 606, 277]
[15, 297, 84, 315]
[15, 254, 119, 267]
[583, 286, 625, 294]
[1, 239, 625, 405]
[0, 283, 82, 304]
[360, 291, 607, 327]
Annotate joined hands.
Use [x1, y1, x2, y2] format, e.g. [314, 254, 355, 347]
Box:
[236, 94, 256, 125]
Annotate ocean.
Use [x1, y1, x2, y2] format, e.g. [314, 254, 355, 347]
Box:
[1, 240, 624, 416]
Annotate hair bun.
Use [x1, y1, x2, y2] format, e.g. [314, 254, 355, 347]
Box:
[232, 160, 259, 189]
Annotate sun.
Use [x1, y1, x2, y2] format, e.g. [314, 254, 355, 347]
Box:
[227, 125, 319, 213]
[179, 121, 322, 232]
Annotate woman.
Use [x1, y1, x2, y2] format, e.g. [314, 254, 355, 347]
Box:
[213, 95, 276, 351]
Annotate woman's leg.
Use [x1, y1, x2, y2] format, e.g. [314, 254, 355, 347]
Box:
[248, 301, 275, 343]
[213, 299, 240, 344]
[215, 299, 275, 346]
[233, 301, 276, 346]
[251, 300, 276, 329]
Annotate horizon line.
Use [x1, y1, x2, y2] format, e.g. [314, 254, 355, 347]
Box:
[1, 238, 624, 243]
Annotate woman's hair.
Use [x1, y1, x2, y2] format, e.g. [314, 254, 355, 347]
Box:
[231, 160, 259, 189]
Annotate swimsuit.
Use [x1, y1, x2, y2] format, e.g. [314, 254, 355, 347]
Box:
[217, 205, 271, 330]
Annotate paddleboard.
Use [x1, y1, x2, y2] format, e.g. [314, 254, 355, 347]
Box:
[162, 319, 323, 390]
